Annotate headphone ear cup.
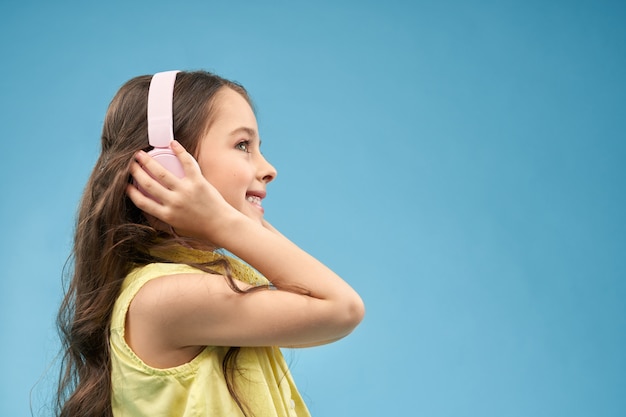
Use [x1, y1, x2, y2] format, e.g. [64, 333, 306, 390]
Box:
[147, 148, 185, 179]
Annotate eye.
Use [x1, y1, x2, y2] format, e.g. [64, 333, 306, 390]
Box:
[235, 140, 251, 153]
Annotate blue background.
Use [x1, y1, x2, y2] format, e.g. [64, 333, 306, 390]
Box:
[1, 0, 624, 416]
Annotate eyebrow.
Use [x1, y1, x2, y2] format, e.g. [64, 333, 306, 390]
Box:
[230, 127, 262, 146]
[230, 127, 258, 139]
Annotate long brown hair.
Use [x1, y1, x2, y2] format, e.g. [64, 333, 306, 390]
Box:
[56, 71, 254, 417]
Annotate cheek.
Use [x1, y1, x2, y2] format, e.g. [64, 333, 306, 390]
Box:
[199, 159, 226, 183]
[201, 171, 245, 203]
[199, 160, 254, 198]
[199, 169, 230, 197]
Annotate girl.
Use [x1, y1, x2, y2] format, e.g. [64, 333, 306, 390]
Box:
[56, 70, 364, 417]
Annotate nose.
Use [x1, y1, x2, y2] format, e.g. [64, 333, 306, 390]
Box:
[257, 153, 277, 184]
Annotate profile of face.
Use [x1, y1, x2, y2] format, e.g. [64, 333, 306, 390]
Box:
[195, 87, 277, 224]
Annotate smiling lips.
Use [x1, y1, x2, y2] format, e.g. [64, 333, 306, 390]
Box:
[246, 193, 264, 212]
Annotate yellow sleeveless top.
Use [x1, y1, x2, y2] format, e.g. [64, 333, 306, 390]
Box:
[110, 248, 310, 417]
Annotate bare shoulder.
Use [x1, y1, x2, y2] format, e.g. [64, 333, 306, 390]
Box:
[131, 271, 252, 310]
[125, 271, 249, 368]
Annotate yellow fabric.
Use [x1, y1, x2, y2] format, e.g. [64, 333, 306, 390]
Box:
[110, 248, 310, 417]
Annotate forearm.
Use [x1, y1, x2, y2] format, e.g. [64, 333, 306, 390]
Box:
[214, 211, 363, 313]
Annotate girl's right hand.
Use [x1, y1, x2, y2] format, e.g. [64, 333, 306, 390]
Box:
[127, 140, 240, 243]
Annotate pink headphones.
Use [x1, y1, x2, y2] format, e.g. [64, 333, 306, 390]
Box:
[146, 70, 185, 178]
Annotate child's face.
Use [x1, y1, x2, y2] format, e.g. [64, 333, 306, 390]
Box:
[196, 88, 277, 223]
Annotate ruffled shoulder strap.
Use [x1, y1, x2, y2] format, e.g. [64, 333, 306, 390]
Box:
[148, 244, 270, 287]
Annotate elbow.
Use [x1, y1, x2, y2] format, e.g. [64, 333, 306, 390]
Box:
[340, 294, 366, 333]
[350, 295, 366, 326]
[288, 295, 365, 348]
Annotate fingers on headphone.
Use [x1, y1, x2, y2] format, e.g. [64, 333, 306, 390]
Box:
[170, 141, 202, 175]
[128, 167, 163, 206]
[134, 151, 176, 186]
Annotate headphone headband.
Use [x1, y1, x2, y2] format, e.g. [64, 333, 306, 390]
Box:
[147, 70, 180, 148]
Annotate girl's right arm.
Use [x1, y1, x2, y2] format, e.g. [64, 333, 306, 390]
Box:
[126, 142, 364, 364]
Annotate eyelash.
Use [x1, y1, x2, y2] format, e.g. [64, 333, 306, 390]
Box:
[236, 140, 251, 153]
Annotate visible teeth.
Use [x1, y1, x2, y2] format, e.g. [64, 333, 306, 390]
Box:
[246, 195, 261, 205]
